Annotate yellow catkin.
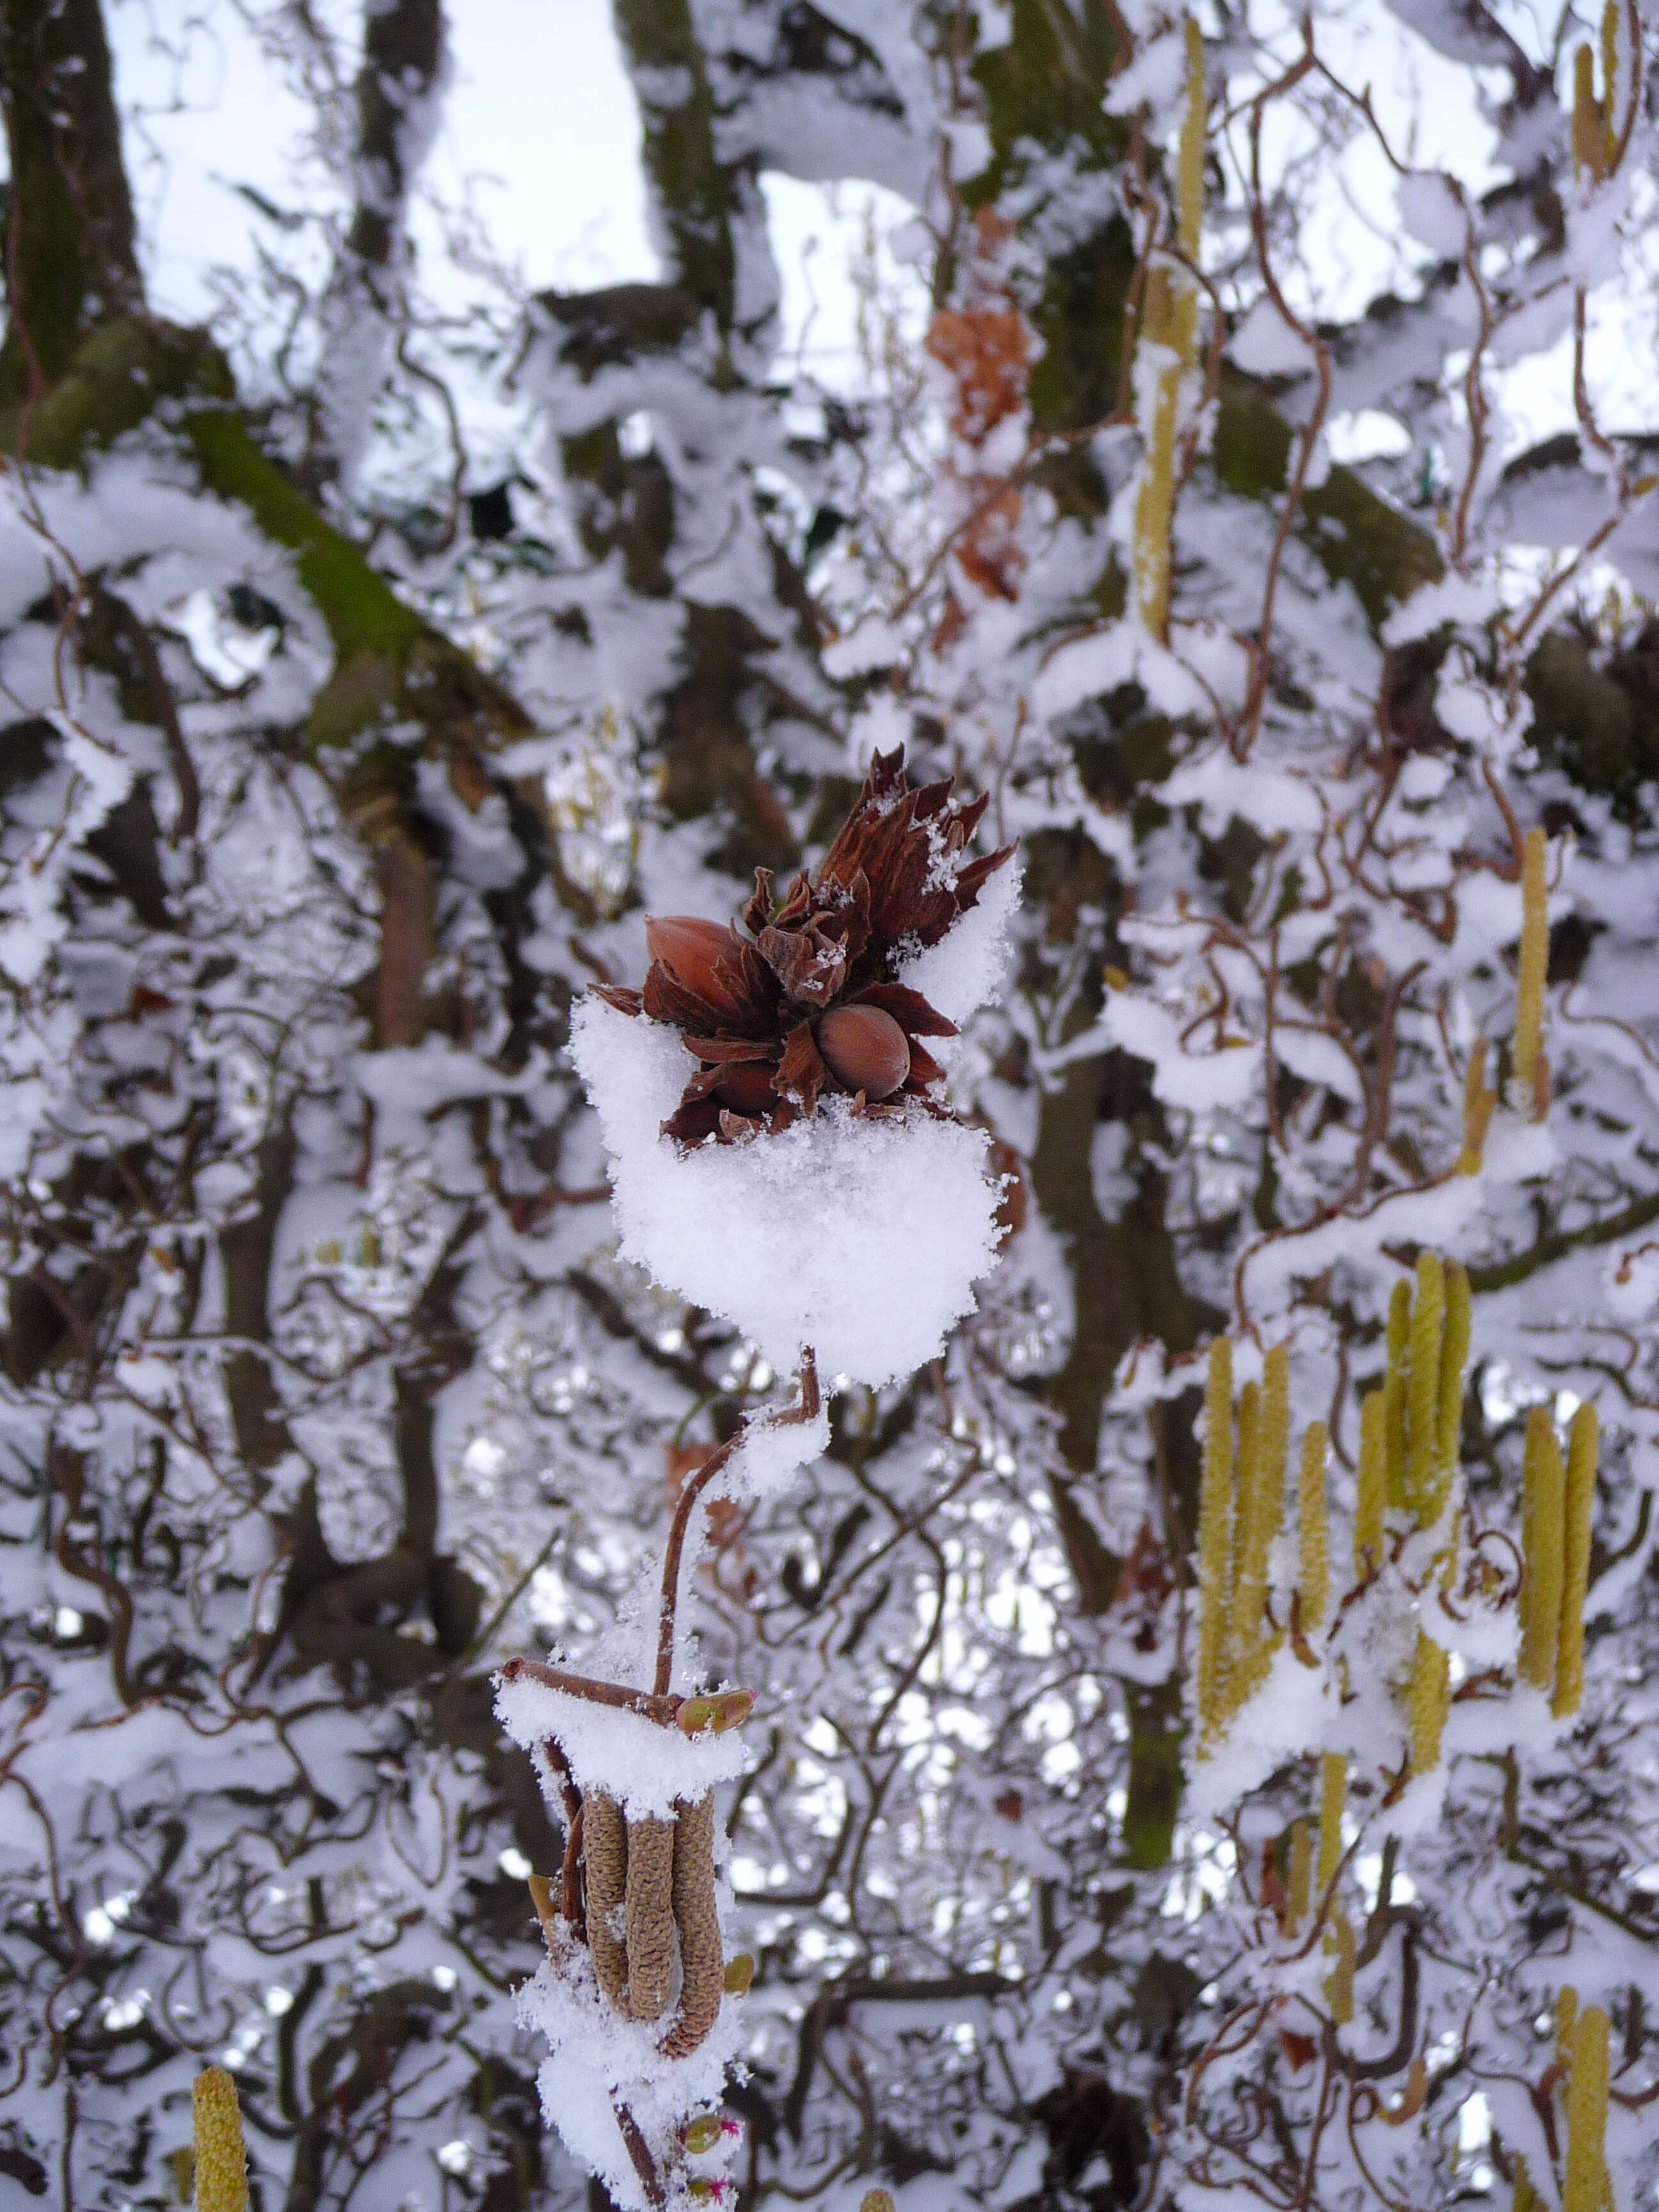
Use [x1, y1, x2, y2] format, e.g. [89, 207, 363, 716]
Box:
[1384, 1279, 1411, 1507]
[1407, 1254, 1445, 1525]
[1457, 1040, 1496, 1173]
[1512, 2152, 1537, 2212]
[1298, 1422, 1330, 1635]
[1230, 1379, 1262, 1624]
[1222, 1380, 1269, 1719]
[1315, 1751, 1346, 1893]
[1514, 826, 1549, 1106]
[1355, 1390, 1386, 1578]
[1236, 1350, 1290, 1665]
[1325, 1907, 1355, 2025]
[1132, 16, 1205, 638]
[1286, 1819, 1311, 1932]
[1434, 1261, 1470, 1525]
[1519, 1407, 1566, 1692]
[1177, 17, 1205, 264]
[1562, 2005, 1610, 2212]
[1408, 1628, 1451, 1774]
[1195, 1336, 1235, 1739]
[1571, 43, 1606, 181]
[1557, 1984, 1579, 2064]
[191, 2068, 249, 2212]
[1553, 1402, 1599, 1719]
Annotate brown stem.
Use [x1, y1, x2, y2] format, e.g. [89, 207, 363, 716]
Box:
[614, 2099, 665, 2208]
[653, 1348, 820, 1695]
[497, 1655, 682, 1726]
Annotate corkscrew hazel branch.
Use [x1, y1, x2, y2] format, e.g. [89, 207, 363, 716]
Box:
[656, 1347, 819, 1697]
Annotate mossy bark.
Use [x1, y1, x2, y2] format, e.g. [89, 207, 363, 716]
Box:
[0, 0, 143, 399]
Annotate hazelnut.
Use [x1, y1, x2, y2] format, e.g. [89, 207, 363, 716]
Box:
[816, 1004, 911, 1098]
[645, 915, 751, 1022]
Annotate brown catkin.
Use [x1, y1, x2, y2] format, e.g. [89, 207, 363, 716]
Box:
[1355, 1390, 1386, 1578]
[1297, 1421, 1330, 1635]
[624, 1814, 677, 2022]
[660, 1792, 723, 2058]
[191, 2067, 249, 2212]
[1325, 1908, 1355, 2026]
[1571, 42, 1606, 181]
[1519, 1407, 1565, 1692]
[1553, 1402, 1600, 1719]
[583, 1791, 630, 2010]
[1562, 2005, 1611, 2212]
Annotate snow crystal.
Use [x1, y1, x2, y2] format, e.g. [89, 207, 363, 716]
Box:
[897, 856, 1022, 1030]
[569, 1000, 1006, 1388]
[718, 1404, 832, 1504]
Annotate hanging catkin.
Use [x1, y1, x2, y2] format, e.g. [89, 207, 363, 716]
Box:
[1553, 1402, 1599, 1719]
[1315, 1752, 1345, 1893]
[583, 1790, 630, 2010]
[1355, 1389, 1386, 1578]
[1384, 1279, 1411, 1507]
[1514, 825, 1549, 1110]
[191, 2067, 249, 2212]
[1519, 1407, 1565, 1692]
[1229, 1379, 1262, 1642]
[1432, 1260, 1470, 1527]
[1408, 1628, 1450, 1774]
[1196, 1336, 1235, 1739]
[1561, 2004, 1610, 2212]
[624, 1813, 677, 2022]
[1246, 1344, 1291, 1635]
[1406, 1254, 1445, 1525]
[659, 1791, 724, 2058]
[1286, 1818, 1311, 1932]
[1297, 1421, 1329, 1634]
